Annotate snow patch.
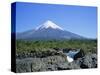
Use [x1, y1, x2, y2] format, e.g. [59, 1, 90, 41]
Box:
[36, 20, 64, 30]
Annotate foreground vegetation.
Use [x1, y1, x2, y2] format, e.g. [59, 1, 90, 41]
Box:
[16, 39, 97, 72]
[16, 39, 97, 54]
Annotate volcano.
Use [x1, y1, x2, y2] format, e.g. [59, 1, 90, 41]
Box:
[16, 20, 85, 40]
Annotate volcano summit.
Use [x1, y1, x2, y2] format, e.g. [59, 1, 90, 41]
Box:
[16, 20, 85, 40]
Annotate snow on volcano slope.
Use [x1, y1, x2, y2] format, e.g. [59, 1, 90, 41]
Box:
[36, 20, 64, 30]
[16, 20, 85, 40]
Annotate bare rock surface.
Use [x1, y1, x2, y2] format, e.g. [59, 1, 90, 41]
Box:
[16, 48, 97, 73]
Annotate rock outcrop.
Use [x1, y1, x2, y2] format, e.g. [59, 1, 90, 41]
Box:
[16, 48, 97, 73]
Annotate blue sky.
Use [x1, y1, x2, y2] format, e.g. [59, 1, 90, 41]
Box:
[15, 2, 97, 38]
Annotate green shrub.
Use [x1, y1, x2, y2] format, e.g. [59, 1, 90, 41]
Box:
[16, 39, 97, 54]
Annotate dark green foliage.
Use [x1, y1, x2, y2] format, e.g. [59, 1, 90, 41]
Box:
[16, 39, 97, 72]
[16, 39, 97, 54]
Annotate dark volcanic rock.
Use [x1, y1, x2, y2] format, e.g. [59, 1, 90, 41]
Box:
[74, 49, 85, 60]
[75, 53, 97, 68]
[63, 48, 70, 53]
[16, 49, 59, 59]
[16, 48, 97, 73]
[57, 62, 80, 70]
[16, 55, 67, 73]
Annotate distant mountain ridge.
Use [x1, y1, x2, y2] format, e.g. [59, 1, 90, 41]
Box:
[16, 20, 86, 40]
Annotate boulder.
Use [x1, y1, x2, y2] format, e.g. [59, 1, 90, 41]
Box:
[74, 49, 85, 60]
[75, 53, 97, 68]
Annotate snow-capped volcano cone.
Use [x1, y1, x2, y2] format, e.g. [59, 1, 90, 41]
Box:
[17, 20, 85, 40]
[36, 20, 64, 30]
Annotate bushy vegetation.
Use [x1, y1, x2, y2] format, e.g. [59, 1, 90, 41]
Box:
[16, 39, 97, 72]
[16, 39, 97, 54]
